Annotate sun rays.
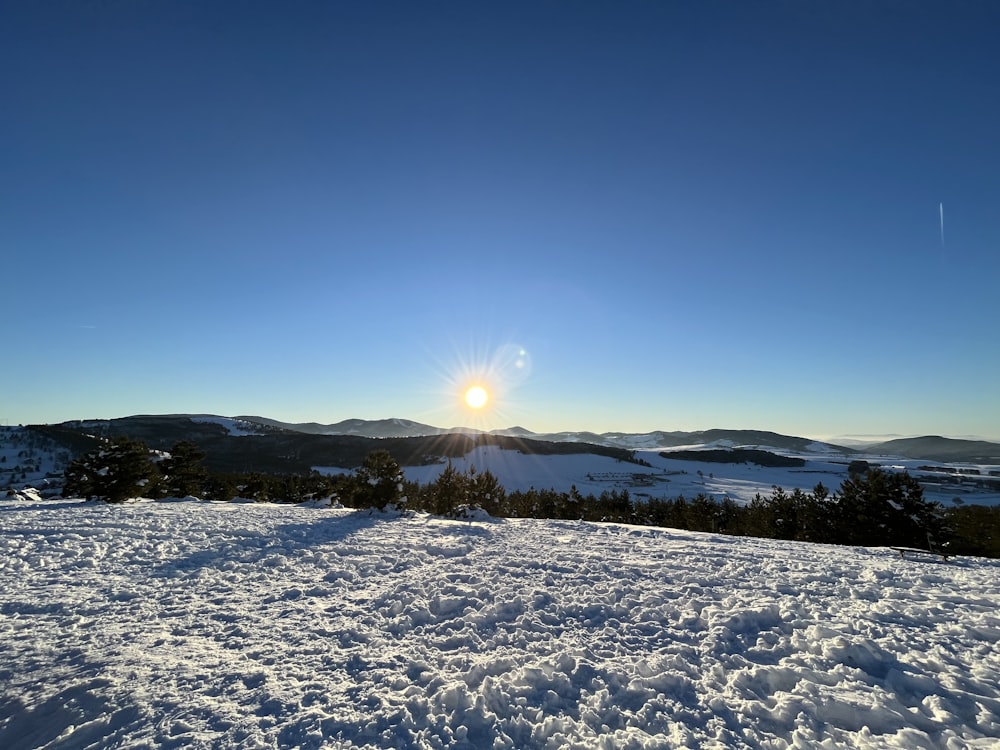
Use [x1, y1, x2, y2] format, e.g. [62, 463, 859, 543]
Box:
[419, 339, 533, 430]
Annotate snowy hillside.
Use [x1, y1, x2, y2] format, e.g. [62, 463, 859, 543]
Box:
[0, 425, 72, 496]
[1, 498, 998, 749]
[190, 416, 271, 436]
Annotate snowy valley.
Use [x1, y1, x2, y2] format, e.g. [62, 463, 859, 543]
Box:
[3, 417, 1000, 508]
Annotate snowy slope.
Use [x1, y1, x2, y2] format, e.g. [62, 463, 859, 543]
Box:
[1, 498, 998, 749]
[190, 416, 270, 436]
[0, 426, 72, 495]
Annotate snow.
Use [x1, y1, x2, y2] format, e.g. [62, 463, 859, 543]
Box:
[359, 446, 871, 505]
[0, 426, 70, 496]
[4, 424, 998, 507]
[399, 446, 659, 495]
[2, 497, 999, 749]
[357, 446, 999, 507]
[190, 417, 266, 437]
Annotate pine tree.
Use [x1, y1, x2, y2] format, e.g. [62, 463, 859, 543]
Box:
[428, 461, 468, 516]
[833, 468, 944, 548]
[468, 467, 505, 516]
[160, 441, 208, 498]
[353, 450, 404, 510]
[63, 438, 159, 503]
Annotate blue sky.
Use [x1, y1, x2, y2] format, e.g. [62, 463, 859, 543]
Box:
[3, 1, 998, 440]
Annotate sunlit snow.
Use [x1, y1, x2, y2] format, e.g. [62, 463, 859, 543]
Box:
[325, 445, 1000, 506]
[1, 498, 998, 748]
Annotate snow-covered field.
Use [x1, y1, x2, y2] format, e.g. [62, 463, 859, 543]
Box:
[327, 445, 840, 503]
[379, 445, 1000, 507]
[2, 498, 999, 749]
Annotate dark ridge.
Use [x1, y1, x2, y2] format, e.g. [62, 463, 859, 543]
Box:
[659, 448, 806, 468]
[868, 436, 1000, 463]
[50, 416, 637, 475]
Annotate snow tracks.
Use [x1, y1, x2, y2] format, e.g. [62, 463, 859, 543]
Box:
[1, 499, 999, 749]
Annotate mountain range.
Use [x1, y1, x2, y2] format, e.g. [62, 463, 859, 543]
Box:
[38, 414, 1000, 467]
[233, 416, 1000, 463]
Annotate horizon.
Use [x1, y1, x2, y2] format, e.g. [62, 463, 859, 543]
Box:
[11, 411, 1000, 446]
[4, 2, 998, 439]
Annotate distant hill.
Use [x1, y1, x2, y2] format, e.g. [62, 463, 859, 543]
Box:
[31, 414, 1000, 478]
[695, 429, 824, 452]
[43, 415, 637, 474]
[43, 415, 859, 460]
[489, 425, 535, 437]
[10, 415, 999, 506]
[868, 436, 1000, 464]
[226, 418, 852, 454]
[545, 427, 852, 454]
[658, 448, 806, 468]
[237, 416, 454, 438]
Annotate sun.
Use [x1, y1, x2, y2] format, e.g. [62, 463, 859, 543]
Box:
[431, 340, 531, 427]
[464, 385, 489, 410]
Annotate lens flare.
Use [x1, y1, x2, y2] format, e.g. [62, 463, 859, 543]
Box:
[494, 344, 532, 386]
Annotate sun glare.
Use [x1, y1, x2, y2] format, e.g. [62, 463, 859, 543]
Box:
[430, 340, 531, 428]
[464, 385, 489, 410]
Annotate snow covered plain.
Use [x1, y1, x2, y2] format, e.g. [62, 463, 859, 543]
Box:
[2, 499, 999, 749]
[376, 446, 1000, 507]
[323, 445, 848, 504]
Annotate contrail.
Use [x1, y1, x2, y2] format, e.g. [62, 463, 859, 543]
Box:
[940, 202, 945, 249]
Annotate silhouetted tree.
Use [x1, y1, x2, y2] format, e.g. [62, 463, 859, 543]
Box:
[946, 504, 1000, 557]
[352, 450, 405, 510]
[63, 437, 159, 503]
[833, 468, 945, 548]
[468, 467, 505, 516]
[427, 461, 468, 516]
[241, 473, 272, 502]
[686, 494, 719, 532]
[203, 474, 239, 502]
[160, 441, 208, 498]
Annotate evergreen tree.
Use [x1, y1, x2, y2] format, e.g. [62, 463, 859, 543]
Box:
[241, 473, 271, 502]
[833, 468, 944, 548]
[686, 493, 719, 532]
[946, 504, 1000, 557]
[599, 489, 632, 523]
[467, 467, 505, 516]
[203, 474, 239, 502]
[717, 497, 744, 535]
[744, 492, 777, 538]
[160, 441, 209, 498]
[428, 461, 468, 516]
[353, 450, 405, 510]
[801, 483, 832, 543]
[63, 456, 96, 500]
[63, 438, 159, 503]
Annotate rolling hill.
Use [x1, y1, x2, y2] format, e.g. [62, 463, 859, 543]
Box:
[867, 436, 1000, 464]
[6, 416, 1000, 506]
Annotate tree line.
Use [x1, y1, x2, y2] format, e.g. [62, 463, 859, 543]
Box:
[62, 439, 1000, 558]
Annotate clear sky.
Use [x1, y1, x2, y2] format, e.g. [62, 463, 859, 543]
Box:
[3, 1, 998, 440]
